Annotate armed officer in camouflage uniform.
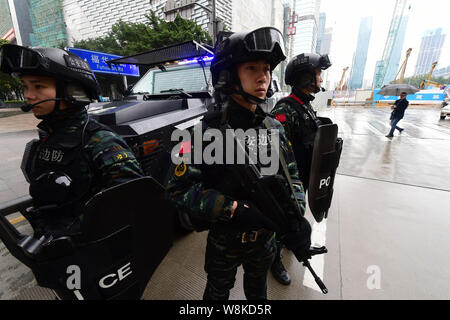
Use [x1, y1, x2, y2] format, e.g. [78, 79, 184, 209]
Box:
[0, 44, 143, 238]
[166, 27, 312, 300]
[269, 53, 332, 285]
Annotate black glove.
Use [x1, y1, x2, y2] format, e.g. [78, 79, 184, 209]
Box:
[231, 201, 279, 232]
[281, 216, 312, 262]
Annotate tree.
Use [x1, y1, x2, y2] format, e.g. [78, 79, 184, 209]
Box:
[0, 39, 24, 101]
[73, 11, 212, 56]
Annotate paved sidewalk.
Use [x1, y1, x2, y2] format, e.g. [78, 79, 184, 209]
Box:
[0, 111, 39, 134]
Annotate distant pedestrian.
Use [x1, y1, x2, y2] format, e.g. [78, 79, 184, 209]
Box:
[386, 92, 409, 138]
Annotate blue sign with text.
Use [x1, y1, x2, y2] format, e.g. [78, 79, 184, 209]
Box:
[67, 47, 140, 77]
[374, 90, 444, 101]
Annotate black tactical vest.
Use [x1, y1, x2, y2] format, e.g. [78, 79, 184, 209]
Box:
[199, 104, 280, 201]
[276, 95, 321, 190]
[23, 120, 113, 217]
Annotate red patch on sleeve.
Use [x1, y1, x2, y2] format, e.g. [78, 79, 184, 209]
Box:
[275, 114, 287, 123]
[179, 141, 191, 155]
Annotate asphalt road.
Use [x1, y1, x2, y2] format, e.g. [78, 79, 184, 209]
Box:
[1, 105, 450, 300]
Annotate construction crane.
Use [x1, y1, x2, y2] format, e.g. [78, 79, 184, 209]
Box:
[419, 62, 439, 90]
[373, 0, 410, 88]
[393, 48, 412, 84]
[337, 67, 349, 91]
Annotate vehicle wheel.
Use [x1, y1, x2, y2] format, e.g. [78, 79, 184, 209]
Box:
[441, 116, 446, 120]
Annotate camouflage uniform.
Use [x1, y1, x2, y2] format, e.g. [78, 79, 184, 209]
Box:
[26, 107, 143, 237]
[167, 99, 306, 300]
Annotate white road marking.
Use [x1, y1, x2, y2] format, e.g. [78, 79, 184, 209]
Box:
[366, 122, 383, 136]
[303, 220, 327, 292]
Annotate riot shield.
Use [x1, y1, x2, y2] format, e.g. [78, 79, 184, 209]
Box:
[0, 177, 175, 300]
[308, 124, 343, 222]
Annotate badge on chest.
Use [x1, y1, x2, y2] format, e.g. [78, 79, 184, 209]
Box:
[38, 147, 65, 163]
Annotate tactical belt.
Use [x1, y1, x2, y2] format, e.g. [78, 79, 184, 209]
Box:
[213, 224, 273, 244]
[236, 229, 273, 244]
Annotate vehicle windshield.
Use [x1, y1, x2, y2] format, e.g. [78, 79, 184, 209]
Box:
[131, 62, 212, 95]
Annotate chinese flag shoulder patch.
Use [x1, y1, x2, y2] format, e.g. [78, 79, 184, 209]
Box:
[275, 114, 287, 123]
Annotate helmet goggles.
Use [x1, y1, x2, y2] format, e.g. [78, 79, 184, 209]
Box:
[243, 27, 286, 59]
[0, 44, 42, 74]
[319, 54, 331, 70]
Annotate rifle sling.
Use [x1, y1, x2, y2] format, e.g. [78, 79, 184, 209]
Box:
[263, 118, 302, 216]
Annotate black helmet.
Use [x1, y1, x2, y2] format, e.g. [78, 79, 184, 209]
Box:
[285, 53, 331, 92]
[211, 27, 286, 103]
[0, 44, 100, 105]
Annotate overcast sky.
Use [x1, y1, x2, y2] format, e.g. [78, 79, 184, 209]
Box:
[319, 0, 450, 87]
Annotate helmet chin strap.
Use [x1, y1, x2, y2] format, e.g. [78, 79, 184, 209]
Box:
[311, 72, 321, 94]
[235, 83, 267, 105]
[312, 85, 321, 94]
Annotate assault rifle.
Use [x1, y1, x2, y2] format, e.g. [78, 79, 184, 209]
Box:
[222, 124, 328, 294]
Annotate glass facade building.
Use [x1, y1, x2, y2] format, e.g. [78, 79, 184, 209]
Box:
[373, 14, 409, 88]
[7, 0, 33, 46]
[316, 12, 325, 54]
[349, 17, 373, 89]
[414, 28, 446, 76]
[319, 27, 332, 55]
[291, 0, 321, 57]
[0, 0, 14, 39]
[62, 0, 232, 45]
[383, 15, 408, 85]
[29, 0, 67, 47]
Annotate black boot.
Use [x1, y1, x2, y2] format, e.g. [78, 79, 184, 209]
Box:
[271, 243, 291, 285]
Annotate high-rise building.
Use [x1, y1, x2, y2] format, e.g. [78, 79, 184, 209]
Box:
[29, 0, 68, 47]
[6, 0, 33, 46]
[320, 27, 332, 90]
[316, 12, 325, 54]
[349, 17, 373, 89]
[290, 0, 321, 57]
[233, 0, 273, 31]
[319, 27, 332, 55]
[2, 0, 284, 48]
[383, 15, 408, 84]
[434, 65, 450, 78]
[61, 0, 233, 45]
[62, 0, 154, 44]
[414, 28, 446, 76]
[0, 0, 15, 42]
[159, 0, 232, 34]
[373, 0, 410, 89]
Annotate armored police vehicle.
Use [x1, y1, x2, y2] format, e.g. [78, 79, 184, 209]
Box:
[0, 41, 214, 300]
[89, 41, 214, 187]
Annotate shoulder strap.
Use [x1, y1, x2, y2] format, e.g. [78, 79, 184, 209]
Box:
[262, 117, 302, 216]
[81, 118, 115, 148]
[277, 96, 300, 108]
[85, 118, 114, 134]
